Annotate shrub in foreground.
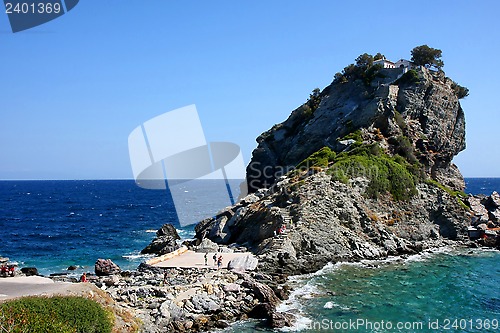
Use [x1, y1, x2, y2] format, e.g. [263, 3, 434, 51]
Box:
[0, 296, 113, 333]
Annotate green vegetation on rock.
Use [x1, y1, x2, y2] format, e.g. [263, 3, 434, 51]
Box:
[296, 146, 336, 169]
[425, 179, 469, 210]
[340, 130, 363, 146]
[0, 296, 113, 333]
[329, 145, 418, 201]
[394, 69, 420, 85]
[296, 141, 419, 201]
[333, 52, 385, 85]
[411, 45, 444, 70]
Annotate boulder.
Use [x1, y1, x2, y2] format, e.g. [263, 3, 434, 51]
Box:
[468, 196, 489, 224]
[94, 259, 121, 276]
[240, 194, 259, 205]
[104, 275, 120, 286]
[67, 265, 78, 271]
[226, 207, 248, 228]
[248, 302, 274, 319]
[486, 191, 500, 209]
[215, 320, 230, 329]
[223, 283, 241, 293]
[142, 224, 181, 255]
[209, 216, 231, 244]
[191, 294, 219, 312]
[156, 223, 181, 239]
[477, 223, 488, 231]
[141, 236, 179, 255]
[196, 238, 219, 253]
[159, 301, 171, 320]
[21, 267, 38, 276]
[247, 281, 280, 306]
[488, 209, 500, 224]
[227, 255, 258, 272]
[270, 311, 296, 328]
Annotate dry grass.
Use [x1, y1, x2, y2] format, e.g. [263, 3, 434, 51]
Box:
[85, 286, 141, 333]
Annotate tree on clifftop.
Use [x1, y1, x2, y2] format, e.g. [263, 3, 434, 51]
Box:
[374, 52, 385, 61]
[355, 53, 374, 68]
[411, 45, 444, 70]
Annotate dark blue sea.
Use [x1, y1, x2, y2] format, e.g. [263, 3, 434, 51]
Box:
[0, 180, 189, 275]
[1, 178, 499, 332]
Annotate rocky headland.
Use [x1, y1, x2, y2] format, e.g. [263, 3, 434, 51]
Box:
[92, 53, 498, 332]
[196, 56, 474, 278]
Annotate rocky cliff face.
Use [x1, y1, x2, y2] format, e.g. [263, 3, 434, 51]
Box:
[194, 64, 472, 276]
[246, 66, 466, 192]
[195, 173, 469, 275]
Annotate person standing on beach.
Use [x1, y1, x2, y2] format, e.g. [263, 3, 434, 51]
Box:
[213, 253, 217, 266]
[217, 255, 223, 269]
[80, 272, 87, 283]
[204, 252, 208, 266]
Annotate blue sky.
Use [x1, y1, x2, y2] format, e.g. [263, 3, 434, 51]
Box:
[0, 0, 498, 179]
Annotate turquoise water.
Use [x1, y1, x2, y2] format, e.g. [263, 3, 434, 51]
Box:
[227, 249, 500, 332]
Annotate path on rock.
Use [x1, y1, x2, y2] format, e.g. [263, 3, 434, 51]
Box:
[152, 250, 253, 269]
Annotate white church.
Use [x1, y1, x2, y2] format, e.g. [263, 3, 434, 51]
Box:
[373, 58, 413, 69]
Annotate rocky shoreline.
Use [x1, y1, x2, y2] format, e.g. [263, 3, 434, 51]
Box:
[8, 238, 493, 333]
[86, 263, 293, 332]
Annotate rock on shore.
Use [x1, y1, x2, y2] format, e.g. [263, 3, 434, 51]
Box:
[467, 192, 500, 248]
[89, 264, 291, 332]
[141, 224, 181, 255]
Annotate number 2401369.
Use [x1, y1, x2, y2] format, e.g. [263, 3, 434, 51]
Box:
[5, 2, 61, 14]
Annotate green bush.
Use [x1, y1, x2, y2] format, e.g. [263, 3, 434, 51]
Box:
[329, 155, 417, 200]
[395, 69, 420, 85]
[329, 148, 417, 201]
[393, 112, 407, 131]
[307, 88, 322, 112]
[333, 72, 347, 84]
[296, 146, 336, 170]
[363, 64, 383, 86]
[394, 135, 417, 163]
[0, 296, 113, 333]
[340, 130, 363, 145]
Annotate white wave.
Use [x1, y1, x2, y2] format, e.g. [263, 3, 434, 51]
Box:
[404, 245, 457, 263]
[123, 253, 153, 260]
[323, 301, 335, 309]
[277, 283, 314, 312]
[280, 314, 313, 332]
[145, 229, 157, 233]
[176, 228, 195, 239]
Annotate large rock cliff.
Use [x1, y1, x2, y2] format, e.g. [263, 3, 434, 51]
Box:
[246, 66, 466, 192]
[194, 61, 471, 275]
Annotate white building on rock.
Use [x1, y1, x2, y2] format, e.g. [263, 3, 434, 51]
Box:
[373, 58, 413, 70]
[394, 59, 413, 69]
[373, 58, 396, 68]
